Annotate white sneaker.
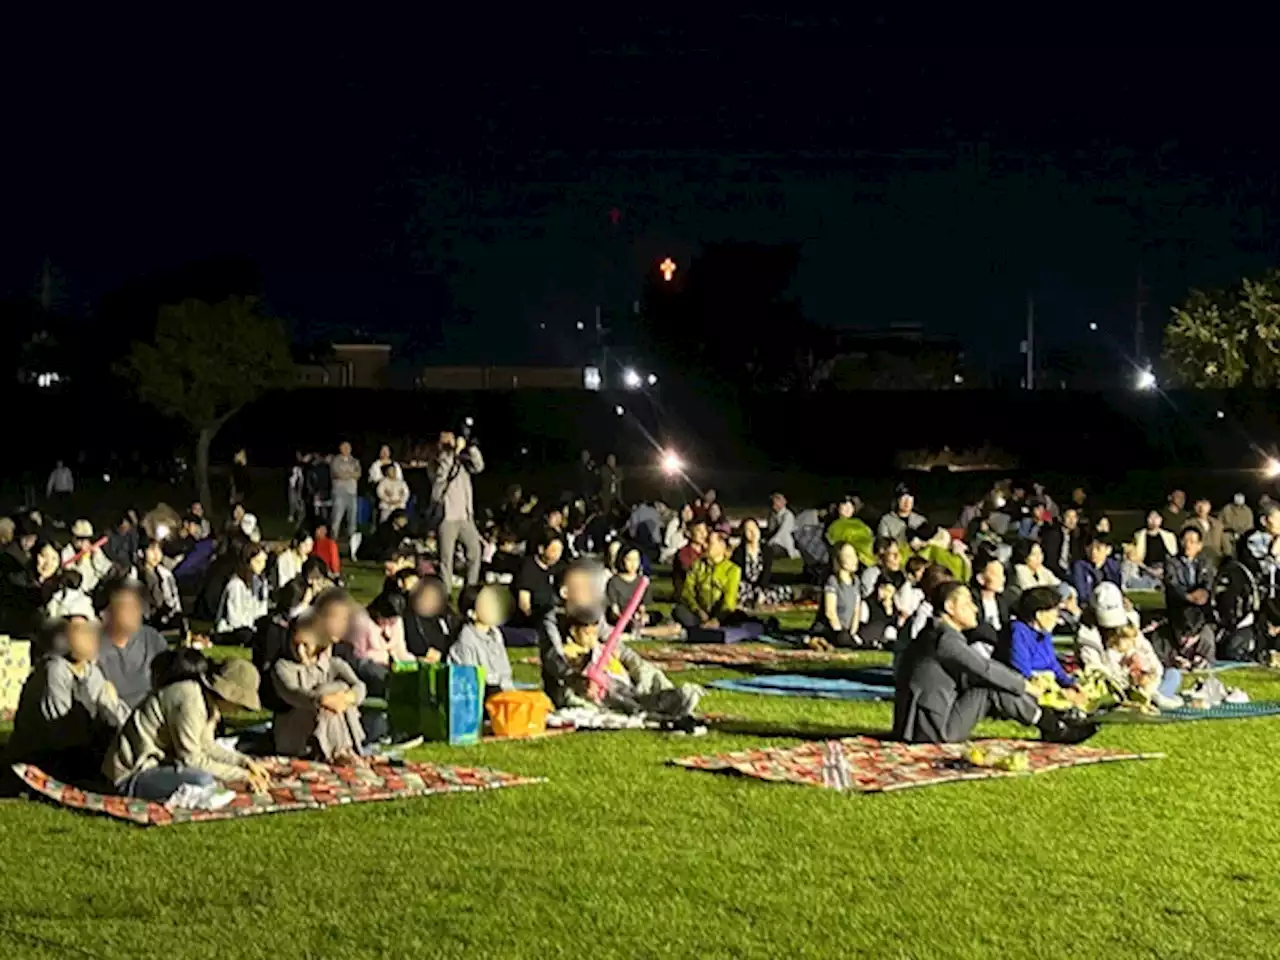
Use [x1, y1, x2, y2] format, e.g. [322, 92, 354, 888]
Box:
[1225, 688, 1251, 705]
[205, 788, 237, 810]
[164, 784, 210, 810]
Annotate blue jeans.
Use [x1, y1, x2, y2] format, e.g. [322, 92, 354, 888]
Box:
[331, 492, 359, 544]
[1158, 667, 1183, 699]
[121, 765, 215, 801]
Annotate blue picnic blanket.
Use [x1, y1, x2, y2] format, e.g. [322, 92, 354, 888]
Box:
[708, 673, 893, 702]
[1165, 700, 1280, 721]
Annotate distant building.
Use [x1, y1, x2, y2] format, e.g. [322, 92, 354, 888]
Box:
[417, 366, 587, 390]
[295, 343, 392, 388]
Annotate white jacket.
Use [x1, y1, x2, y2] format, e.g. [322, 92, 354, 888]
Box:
[60, 543, 113, 595]
[215, 574, 268, 633]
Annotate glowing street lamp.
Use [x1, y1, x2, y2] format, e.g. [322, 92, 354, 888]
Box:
[647, 373, 658, 386]
[659, 257, 677, 282]
[622, 367, 642, 389]
[1266, 458, 1280, 480]
[661, 450, 684, 474]
[1135, 368, 1157, 391]
[1088, 322, 1098, 331]
[614, 405, 625, 417]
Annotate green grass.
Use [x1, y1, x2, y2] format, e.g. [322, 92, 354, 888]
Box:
[7, 566, 1280, 958]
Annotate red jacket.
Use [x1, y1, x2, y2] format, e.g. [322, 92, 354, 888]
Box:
[314, 535, 341, 574]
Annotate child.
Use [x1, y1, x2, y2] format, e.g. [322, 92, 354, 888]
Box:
[1077, 582, 1183, 710]
[448, 585, 514, 697]
[272, 613, 367, 762]
[312, 522, 341, 575]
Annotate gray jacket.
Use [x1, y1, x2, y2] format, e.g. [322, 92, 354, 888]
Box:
[430, 445, 485, 523]
[893, 622, 1029, 743]
[271, 654, 366, 759]
[448, 623, 514, 692]
[765, 508, 798, 558]
[536, 610, 673, 710]
[877, 511, 929, 542]
[8, 657, 129, 760]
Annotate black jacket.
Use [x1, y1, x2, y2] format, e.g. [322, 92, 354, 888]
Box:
[1038, 523, 1084, 579]
[403, 610, 458, 659]
[966, 584, 1016, 652]
[730, 543, 773, 589]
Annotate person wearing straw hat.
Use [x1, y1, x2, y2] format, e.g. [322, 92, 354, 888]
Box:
[60, 519, 113, 596]
[104, 651, 269, 804]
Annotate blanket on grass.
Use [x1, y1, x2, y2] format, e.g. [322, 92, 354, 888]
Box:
[708, 673, 894, 701]
[670, 736, 1161, 794]
[12, 758, 543, 827]
[640, 644, 866, 673]
[1098, 700, 1280, 724]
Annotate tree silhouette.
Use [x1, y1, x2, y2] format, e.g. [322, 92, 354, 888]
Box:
[1164, 270, 1280, 387]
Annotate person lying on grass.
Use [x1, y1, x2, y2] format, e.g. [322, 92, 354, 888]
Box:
[272, 611, 367, 763]
[8, 613, 129, 787]
[672, 530, 746, 630]
[806, 541, 863, 651]
[893, 579, 1097, 745]
[103, 650, 269, 805]
[449, 584, 515, 698]
[538, 558, 702, 721]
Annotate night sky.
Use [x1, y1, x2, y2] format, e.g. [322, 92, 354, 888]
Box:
[5, 12, 1277, 371]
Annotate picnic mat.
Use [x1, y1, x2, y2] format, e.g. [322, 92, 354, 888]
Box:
[1099, 700, 1280, 724]
[12, 758, 544, 827]
[639, 644, 866, 673]
[708, 673, 894, 701]
[670, 736, 1161, 794]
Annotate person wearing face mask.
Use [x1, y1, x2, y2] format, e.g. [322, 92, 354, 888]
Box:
[1221, 493, 1254, 557]
[536, 558, 702, 723]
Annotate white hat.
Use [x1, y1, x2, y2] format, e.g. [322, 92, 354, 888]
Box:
[1091, 582, 1127, 629]
[70, 519, 94, 539]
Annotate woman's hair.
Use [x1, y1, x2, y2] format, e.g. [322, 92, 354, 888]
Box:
[367, 590, 407, 623]
[300, 555, 331, 585]
[29, 539, 57, 574]
[1101, 623, 1139, 649]
[391, 568, 418, 592]
[1011, 539, 1040, 567]
[831, 540, 857, 568]
[273, 578, 309, 614]
[919, 564, 955, 598]
[904, 555, 931, 579]
[873, 536, 897, 557]
[1017, 586, 1060, 622]
[237, 542, 267, 583]
[289, 529, 313, 551]
[458, 584, 483, 619]
[151, 647, 211, 690]
[741, 517, 760, 537]
[312, 586, 350, 615]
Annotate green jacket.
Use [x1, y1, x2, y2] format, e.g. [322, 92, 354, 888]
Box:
[680, 557, 741, 618]
[825, 517, 876, 567]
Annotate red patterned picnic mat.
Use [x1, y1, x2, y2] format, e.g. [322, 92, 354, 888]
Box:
[640, 644, 864, 672]
[670, 736, 1162, 793]
[12, 758, 544, 827]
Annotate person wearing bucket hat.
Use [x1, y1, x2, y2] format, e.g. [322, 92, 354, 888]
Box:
[60, 518, 113, 596]
[877, 483, 929, 544]
[1075, 582, 1184, 710]
[104, 651, 269, 803]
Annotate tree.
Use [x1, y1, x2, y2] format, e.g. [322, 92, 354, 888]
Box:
[1164, 270, 1280, 387]
[119, 296, 294, 513]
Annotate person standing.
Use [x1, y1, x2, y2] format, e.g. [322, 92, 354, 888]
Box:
[367, 445, 398, 486]
[576, 449, 597, 504]
[230, 449, 252, 508]
[376, 463, 411, 523]
[287, 453, 308, 525]
[46, 460, 74, 505]
[329, 442, 361, 552]
[599, 453, 624, 516]
[431, 430, 486, 587]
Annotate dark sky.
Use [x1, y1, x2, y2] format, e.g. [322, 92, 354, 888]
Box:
[4, 11, 1277, 369]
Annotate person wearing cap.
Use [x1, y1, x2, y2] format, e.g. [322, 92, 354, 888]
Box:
[98, 580, 170, 710]
[1075, 582, 1184, 710]
[877, 484, 929, 544]
[60, 519, 113, 596]
[8, 614, 129, 785]
[765, 493, 799, 559]
[893, 579, 1096, 744]
[104, 651, 269, 801]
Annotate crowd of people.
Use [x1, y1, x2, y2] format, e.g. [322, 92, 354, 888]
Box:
[5, 439, 1280, 809]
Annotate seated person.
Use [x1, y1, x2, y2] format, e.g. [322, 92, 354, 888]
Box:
[859, 576, 901, 651]
[345, 590, 414, 694]
[1151, 606, 1216, 672]
[312, 521, 341, 575]
[967, 557, 1014, 658]
[513, 529, 563, 626]
[1164, 525, 1214, 633]
[449, 585, 515, 697]
[45, 568, 93, 621]
[139, 538, 186, 635]
[537, 559, 702, 722]
[1072, 537, 1122, 604]
[807, 542, 862, 649]
[213, 543, 270, 645]
[1013, 541, 1062, 592]
[169, 514, 217, 589]
[660, 504, 693, 564]
[1132, 509, 1177, 580]
[1004, 587, 1083, 702]
[273, 530, 315, 589]
[671, 520, 709, 597]
[733, 518, 792, 608]
[61, 518, 114, 597]
[484, 529, 524, 584]
[98, 579, 169, 710]
[7, 614, 130, 786]
[705, 502, 731, 538]
[103, 651, 269, 804]
[861, 537, 907, 596]
[878, 483, 929, 543]
[403, 576, 457, 662]
[893, 580, 1096, 745]
[765, 492, 799, 559]
[272, 612, 367, 762]
[673, 531, 744, 629]
[826, 494, 875, 566]
[359, 510, 413, 564]
[1039, 507, 1085, 579]
[1076, 583, 1183, 709]
[606, 545, 653, 627]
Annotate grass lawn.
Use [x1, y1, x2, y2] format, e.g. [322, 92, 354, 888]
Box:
[5, 567, 1280, 957]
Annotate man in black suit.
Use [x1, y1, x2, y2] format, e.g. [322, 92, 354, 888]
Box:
[893, 580, 1097, 744]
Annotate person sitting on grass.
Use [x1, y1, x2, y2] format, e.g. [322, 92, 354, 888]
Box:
[1152, 606, 1216, 672]
[139, 538, 186, 635]
[61, 519, 114, 598]
[1013, 540, 1062, 592]
[806, 541, 863, 650]
[274, 530, 314, 590]
[672, 519, 709, 597]
[1164, 525, 1215, 632]
[1076, 583, 1183, 710]
[8, 614, 130, 786]
[893, 580, 1097, 745]
[877, 484, 929, 544]
[826, 494, 875, 566]
[272, 611, 367, 762]
[538, 559, 703, 724]
[513, 529, 564, 627]
[606, 545, 653, 628]
[661, 503, 693, 564]
[403, 576, 456, 662]
[733, 517, 792, 608]
[765, 492, 799, 559]
[449, 584, 515, 697]
[1003, 587, 1085, 705]
[104, 650, 269, 805]
[1072, 537, 1122, 604]
[967, 556, 1014, 658]
[344, 590, 414, 696]
[1133, 509, 1177, 581]
[98, 579, 169, 711]
[214, 542, 270, 646]
[673, 531, 743, 630]
[312, 521, 341, 575]
[861, 537, 906, 596]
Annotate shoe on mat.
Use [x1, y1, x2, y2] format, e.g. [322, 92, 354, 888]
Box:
[1037, 709, 1099, 745]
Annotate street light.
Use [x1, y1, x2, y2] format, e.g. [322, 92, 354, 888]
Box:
[659, 257, 677, 281]
[1266, 458, 1280, 479]
[622, 368, 642, 389]
[576, 320, 585, 331]
[1136, 368, 1157, 391]
[614, 405, 625, 417]
[647, 373, 658, 386]
[1089, 322, 1098, 331]
[661, 450, 684, 474]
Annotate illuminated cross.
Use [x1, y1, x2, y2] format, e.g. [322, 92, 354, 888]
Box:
[659, 257, 677, 282]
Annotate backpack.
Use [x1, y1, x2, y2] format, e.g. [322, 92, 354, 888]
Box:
[1214, 559, 1261, 630]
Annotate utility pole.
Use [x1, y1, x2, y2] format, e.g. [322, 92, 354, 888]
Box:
[1134, 271, 1147, 365]
[594, 304, 609, 380]
[1023, 292, 1035, 390]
